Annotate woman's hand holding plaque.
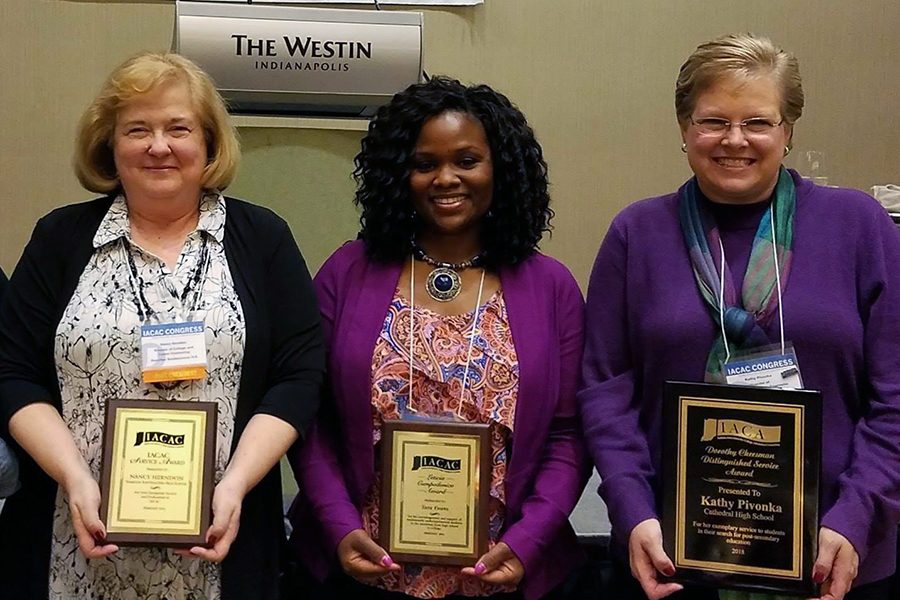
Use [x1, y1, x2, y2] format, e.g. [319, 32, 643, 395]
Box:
[810, 527, 858, 600]
[629, 518, 683, 600]
[175, 475, 244, 563]
[338, 528, 402, 582]
[65, 469, 119, 559]
[460, 541, 525, 585]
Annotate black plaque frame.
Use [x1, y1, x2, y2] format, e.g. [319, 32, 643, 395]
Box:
[99, 399, 217, 547]
[662, 381, 821, 595]
[380, 419, 491, 566]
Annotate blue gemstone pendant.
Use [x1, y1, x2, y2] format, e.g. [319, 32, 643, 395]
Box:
[425, 267, 461, 301]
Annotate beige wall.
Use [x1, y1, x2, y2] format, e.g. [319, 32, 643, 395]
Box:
[2, 0, 899, 288]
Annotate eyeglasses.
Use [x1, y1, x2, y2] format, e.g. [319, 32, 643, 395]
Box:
[689, 117, 784, 136]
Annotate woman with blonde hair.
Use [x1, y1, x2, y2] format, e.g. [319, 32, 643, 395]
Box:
[0, 51, 324, 598]
[580, 33, 900, 600]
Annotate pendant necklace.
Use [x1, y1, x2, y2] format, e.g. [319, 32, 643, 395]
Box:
[411, 243, 485, 302]
[408, 253, 486, 416]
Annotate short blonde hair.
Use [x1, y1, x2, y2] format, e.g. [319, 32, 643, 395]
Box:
[675, 33, 804, 128]
[74, 51, 240, 193]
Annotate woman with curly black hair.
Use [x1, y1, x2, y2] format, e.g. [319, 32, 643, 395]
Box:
[289, 77, 588, 600]
[353, 77, 553, 269]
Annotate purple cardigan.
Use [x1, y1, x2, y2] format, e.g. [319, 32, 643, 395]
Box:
[289, 240, 587, 599]
[579, 170, 900, 586]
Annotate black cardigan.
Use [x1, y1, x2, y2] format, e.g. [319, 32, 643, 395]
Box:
[0, 195, 324, 599]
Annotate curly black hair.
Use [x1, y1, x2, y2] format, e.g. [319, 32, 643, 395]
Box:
[353, 76, 552, 268]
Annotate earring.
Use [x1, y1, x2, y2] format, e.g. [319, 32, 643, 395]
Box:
[681, 142, 687, 153]
[784, 146, 791, 157]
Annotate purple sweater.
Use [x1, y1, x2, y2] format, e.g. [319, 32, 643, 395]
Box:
[289, 240, 588, 599]
[579, 170, 900, 585]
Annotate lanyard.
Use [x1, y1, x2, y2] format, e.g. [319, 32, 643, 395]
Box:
[122, 235, 210, 322]
[407, 254, 486, 418]
[717, 205, 786, 363]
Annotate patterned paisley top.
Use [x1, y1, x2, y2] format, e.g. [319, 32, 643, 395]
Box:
[48, 194, 245, 600]
[362, 288, 519, 598]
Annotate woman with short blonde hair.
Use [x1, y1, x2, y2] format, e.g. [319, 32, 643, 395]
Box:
[74, 51, 239, 193]
[581, 33, 899, 600]
[675, 33, 804, 145]
[0, 51, 324, 599]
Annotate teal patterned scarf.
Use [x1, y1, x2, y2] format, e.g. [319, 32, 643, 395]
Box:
[679, 167, 796, 384]
[680, 167, 798, 600]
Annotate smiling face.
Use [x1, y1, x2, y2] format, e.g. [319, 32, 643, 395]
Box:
[113, 81, 207, 204]
[681, 74, 791, 204]
[408, 111, 493, 249]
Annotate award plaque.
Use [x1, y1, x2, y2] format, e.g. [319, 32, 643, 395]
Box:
[662, 382, 821, 595]
[99, 399, 217, 547]
[380, 420, 490, 565]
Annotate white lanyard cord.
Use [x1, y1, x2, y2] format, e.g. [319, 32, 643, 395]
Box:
[409, 254, 417, 413]
[717, 206, 786, 362]
[458, 270, 486, 418]
[771, 208, 786, 355]
[408, 255, 485, 416]
[717, 239, 731, 364]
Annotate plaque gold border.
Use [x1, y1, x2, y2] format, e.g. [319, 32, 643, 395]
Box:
[661, 381, 821, 596]
[99, 399, 217, 547]
[380, 420, 490, 565]
[675, 398, 803, 579]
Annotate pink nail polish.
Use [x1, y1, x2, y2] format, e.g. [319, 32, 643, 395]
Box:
[381, 555, 394, 568]
[474, 563, 486, 575]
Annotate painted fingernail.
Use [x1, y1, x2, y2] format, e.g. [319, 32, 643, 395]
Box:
[663, 566, 675, 577]
[474, 563, 486, 575]
[813, 570, 825, 584]
[381, 555, 394, 568]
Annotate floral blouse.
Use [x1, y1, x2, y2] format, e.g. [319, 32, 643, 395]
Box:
[48, 193, 245, 600]
[363, 289, 519, 598]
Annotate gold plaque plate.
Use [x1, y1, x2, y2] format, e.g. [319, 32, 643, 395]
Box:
[99, 399, 216, 547]
[380, 420, 490, 565]
[662, 382, 821, 596]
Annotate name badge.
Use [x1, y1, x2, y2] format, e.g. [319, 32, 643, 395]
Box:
[723, 346, 803, 390]
[140, 321, 208, 383]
